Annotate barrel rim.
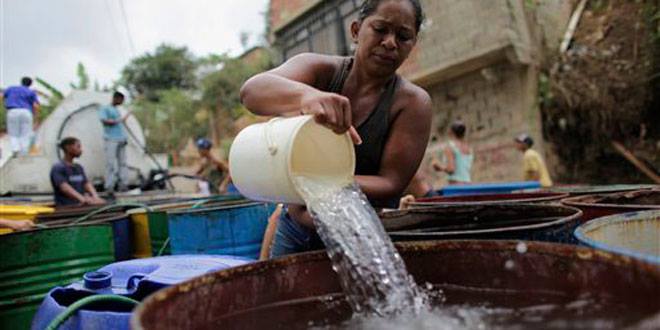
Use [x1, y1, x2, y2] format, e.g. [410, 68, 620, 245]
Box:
[562, 189, 660, 210]
[130, 239, 660, 330]
[574, 210, 660, 264]
[167, 201, 264, 215]
[546, 184, 658, 196]
[383, 203, 582, 237]
[411, 192, 569, 207]
[1, 222, 114, 236]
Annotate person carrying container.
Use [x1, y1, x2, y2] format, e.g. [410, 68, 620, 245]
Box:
[194, 138, 231, 194]
[432, 120, 473, 184]
[240, 0, 431, 257]
[50, 137, 106, 206]
[2, 77, 40, 156]
[514, 133, 553, 187]
[98, 91, 131, 193]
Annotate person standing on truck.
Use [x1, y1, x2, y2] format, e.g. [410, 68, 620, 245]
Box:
[2, 77, 40, 156]
[98, 91, 131, 192]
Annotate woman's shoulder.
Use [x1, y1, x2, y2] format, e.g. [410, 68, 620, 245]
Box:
[283, 53, 348, 88]
[396, 77, 432, 116]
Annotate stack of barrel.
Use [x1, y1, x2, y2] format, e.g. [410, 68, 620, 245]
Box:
[2, 183, 659, 329]
[0, 193, 275, 329]
[130, 184, 660, 329]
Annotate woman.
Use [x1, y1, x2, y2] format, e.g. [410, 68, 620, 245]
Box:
[240, 0, 431, 257]
[433, 120, 473, 184]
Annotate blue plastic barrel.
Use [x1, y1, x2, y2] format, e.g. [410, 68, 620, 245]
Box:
[167, 202, 274, 259]
[31, 255, 252, 330]
[440, 181, 541, 197]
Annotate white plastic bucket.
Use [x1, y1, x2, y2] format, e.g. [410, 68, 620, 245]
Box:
[229, 116, 355, 204]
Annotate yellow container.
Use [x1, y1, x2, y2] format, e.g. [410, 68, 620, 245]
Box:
[127, 209, 153, 258]
[126, 201, 204, 258]
[0, 205, 54, 234]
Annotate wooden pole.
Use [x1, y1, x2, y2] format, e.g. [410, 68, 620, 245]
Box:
[611, 141, 660, 184]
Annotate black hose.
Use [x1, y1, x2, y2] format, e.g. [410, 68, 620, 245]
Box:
[121, 120, 175, 191]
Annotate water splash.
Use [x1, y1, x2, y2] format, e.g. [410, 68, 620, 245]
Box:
[293, 176, 428, 316]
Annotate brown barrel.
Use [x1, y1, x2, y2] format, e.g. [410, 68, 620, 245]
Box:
[562, 189, 660, 222]
[381, 203, 582, 243]
[410, 192, 568, 207]
[132, 240, 660, 329]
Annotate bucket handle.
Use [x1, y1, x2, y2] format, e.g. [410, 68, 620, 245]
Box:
[265, 117, 283, 155]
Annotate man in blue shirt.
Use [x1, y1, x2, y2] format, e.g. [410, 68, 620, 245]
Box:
[98, 91, 131, 192]
[2, 77, 40, 156]
[50, 137, 105, 206]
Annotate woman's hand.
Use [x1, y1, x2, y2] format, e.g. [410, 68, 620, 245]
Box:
[300, 90, 362, 145]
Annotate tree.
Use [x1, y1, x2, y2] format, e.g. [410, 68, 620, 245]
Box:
[35, 77, 65, 122]
[70, 62, 90, 90]
[132, 89, 207, 153]
[120, 44, 197, 101]
[201, 49, 273, 120]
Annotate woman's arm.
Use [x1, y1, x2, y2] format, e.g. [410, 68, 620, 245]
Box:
[442, 145, 455, 174]
[241, 53, 359, 140]
[355, 88, 432, 200]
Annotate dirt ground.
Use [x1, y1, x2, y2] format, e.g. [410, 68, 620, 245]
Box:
[542, 0, 659, 183]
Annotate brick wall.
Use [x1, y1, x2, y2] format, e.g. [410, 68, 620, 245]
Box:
[420, 63, 541, 186]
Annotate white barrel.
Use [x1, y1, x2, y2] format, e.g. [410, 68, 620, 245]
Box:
[229, 115, 355, 204]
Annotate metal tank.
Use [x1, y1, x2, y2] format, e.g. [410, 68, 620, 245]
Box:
[562, 189, 660, 221]
[0, 90, 161, 194]
[0, 224, 115, 329]
[409, 192, 568, 208]
[381, 203, 582, 243]
[131, 240, 660, 329]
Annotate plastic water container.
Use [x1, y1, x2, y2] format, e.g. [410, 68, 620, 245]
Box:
[229, 116, 355, 204]
[31, 255, 253, 330]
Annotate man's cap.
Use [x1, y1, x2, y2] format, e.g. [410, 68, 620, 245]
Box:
[196, 138, 212, 150]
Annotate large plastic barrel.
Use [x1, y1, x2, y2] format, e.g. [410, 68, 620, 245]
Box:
[381, 204, 582, 243]
[562, 189, 660, 222]
[410, 192, 568, 208]
[0, 225, 114, 330]
[131, 240, 660, 329]
[167, 202, 275, 259]
[31, 255, 253, 330]
[575, 210, 659, 264]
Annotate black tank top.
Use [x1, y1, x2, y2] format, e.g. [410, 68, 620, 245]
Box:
[326, 57, 400, 208]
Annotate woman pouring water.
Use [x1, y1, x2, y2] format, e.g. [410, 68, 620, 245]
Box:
[240, 0, 431, 258]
